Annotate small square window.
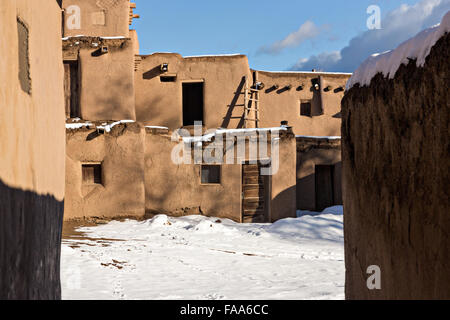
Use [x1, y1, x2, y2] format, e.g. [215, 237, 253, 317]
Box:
[82, 163, 102, 185]
[201, 165, 221, 184]
[300, 100, 312, 117]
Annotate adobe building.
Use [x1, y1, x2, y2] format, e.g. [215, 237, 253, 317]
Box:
[0, 0, 66, 299]
[342, 12, 449, 299]
[61, 0, 350, 222]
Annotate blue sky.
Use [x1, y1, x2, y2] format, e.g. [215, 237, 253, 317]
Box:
[131, 0, 450, 72]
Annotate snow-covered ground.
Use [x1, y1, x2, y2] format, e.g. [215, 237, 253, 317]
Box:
[61, 206, 344, 300]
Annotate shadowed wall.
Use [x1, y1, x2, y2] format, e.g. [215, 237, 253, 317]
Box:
[0, 0, 66, 299]
[342, 33, 449, 299]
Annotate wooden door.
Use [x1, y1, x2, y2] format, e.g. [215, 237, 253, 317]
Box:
[315, 165, 335, 211]
[242, 163, 269, 223]
[63, 61, 80, 118]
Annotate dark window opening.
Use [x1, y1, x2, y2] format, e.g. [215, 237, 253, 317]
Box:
[64, 61, 80, 118]
[201, 165, 221, 184]
[17, 18, 31, 94]
[82, 164, 102, 185]
[160, 75, 176, 82]
[300, 100, 312, 117]
[183, 82, 204, 126]
[315, 165, 335, 211]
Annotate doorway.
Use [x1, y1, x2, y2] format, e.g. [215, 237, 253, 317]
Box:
[315, 165, 335, 211]
[241, 162, 270, 223]
[63, 61, 80, 118]
[182, 82, 204, 126]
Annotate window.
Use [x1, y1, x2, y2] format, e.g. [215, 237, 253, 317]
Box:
[201, 165, 221, 184]
[183, 82, 204, 126]
[160, 75, 176, 82]
[17, 18, 31, 94]
[82, 163, 103, 185]
[91, 11, 106, 26]
[300, 100, 312, 117]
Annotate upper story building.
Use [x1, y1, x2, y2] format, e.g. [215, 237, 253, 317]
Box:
[60, 0, 351, 136]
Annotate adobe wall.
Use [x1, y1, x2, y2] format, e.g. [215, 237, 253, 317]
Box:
[65, 122, 145, 220]
[296, 137, 342, 211]
[342, 33, 449, 299]
[144, 129, 242, 221]
[63, 37, 136, 121]
[270, 130, 297, 222]
[257, 71, 350, 136]
[134, 53, 349, 135]
[0, 0, 65, 299]
[143, 127, 296, 222]
[135, 53, 253, 130]
[62, 0, 131, 38]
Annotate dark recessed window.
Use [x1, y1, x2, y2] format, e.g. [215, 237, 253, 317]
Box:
[183, 82, 204, 126]
[17, 18, 31, 94]
[201, 165, 221, 184]
[300, 100, 312, 117]
[160, 75, 176, 82]
[82, 163, 102, 185]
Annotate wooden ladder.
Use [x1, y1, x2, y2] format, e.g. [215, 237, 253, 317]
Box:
[243, 73, 260, 128]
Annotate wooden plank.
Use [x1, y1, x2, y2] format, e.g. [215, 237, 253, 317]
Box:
[243, 164, 259, 172]
[243, 176, 263, 185]
[243, 214, 265, 223]
[243, 188, 263, 198]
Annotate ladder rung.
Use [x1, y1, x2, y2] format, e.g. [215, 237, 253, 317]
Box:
[245, 118, 258, 121]
[245, 108, 259, 111]
[248, 98, 259, 102]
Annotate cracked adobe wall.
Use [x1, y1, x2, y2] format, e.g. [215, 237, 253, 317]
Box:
[342, 33, 449, 299]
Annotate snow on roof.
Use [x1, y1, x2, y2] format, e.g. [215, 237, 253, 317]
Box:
[258, 70, 352, 76]
[346, 11, 450, 90]
[181, 127, 288, 144]
[97, 120, 135, 133]
[145, 126, 169, 130]
[66, 122, 92, 130]
[62, 35, 127, 41]
[183, 54, 242, 58]
[296, 135, 341, 140]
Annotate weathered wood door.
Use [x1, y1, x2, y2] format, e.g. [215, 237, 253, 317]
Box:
[242, 163, 269, 223]
[315, 165, 335, 211]
[63, 61, 80, 118]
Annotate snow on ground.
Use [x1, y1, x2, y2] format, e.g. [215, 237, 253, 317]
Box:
[61, 207, 344, 300]
[346, 11, 450, 90]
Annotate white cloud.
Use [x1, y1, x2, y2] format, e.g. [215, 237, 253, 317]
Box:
[257, 21, 322, 55]
[290, 0, 450, 72]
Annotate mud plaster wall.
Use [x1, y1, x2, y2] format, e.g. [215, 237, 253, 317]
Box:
[78, 42, 136, 121]
[144, 129, 296, 222]
[296, 138, 342, 211]
[270, 132, 297, 222]
[257, 71, 349, 136]
[65, 123, 145, 219]
[134, 54, 349, 136]
[342, 33, 449, 299]
[0, 0, 65, 299]
[144, 132, 242, 221]
[135, 53, 253, 130]
[62, 0, 130, 38]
